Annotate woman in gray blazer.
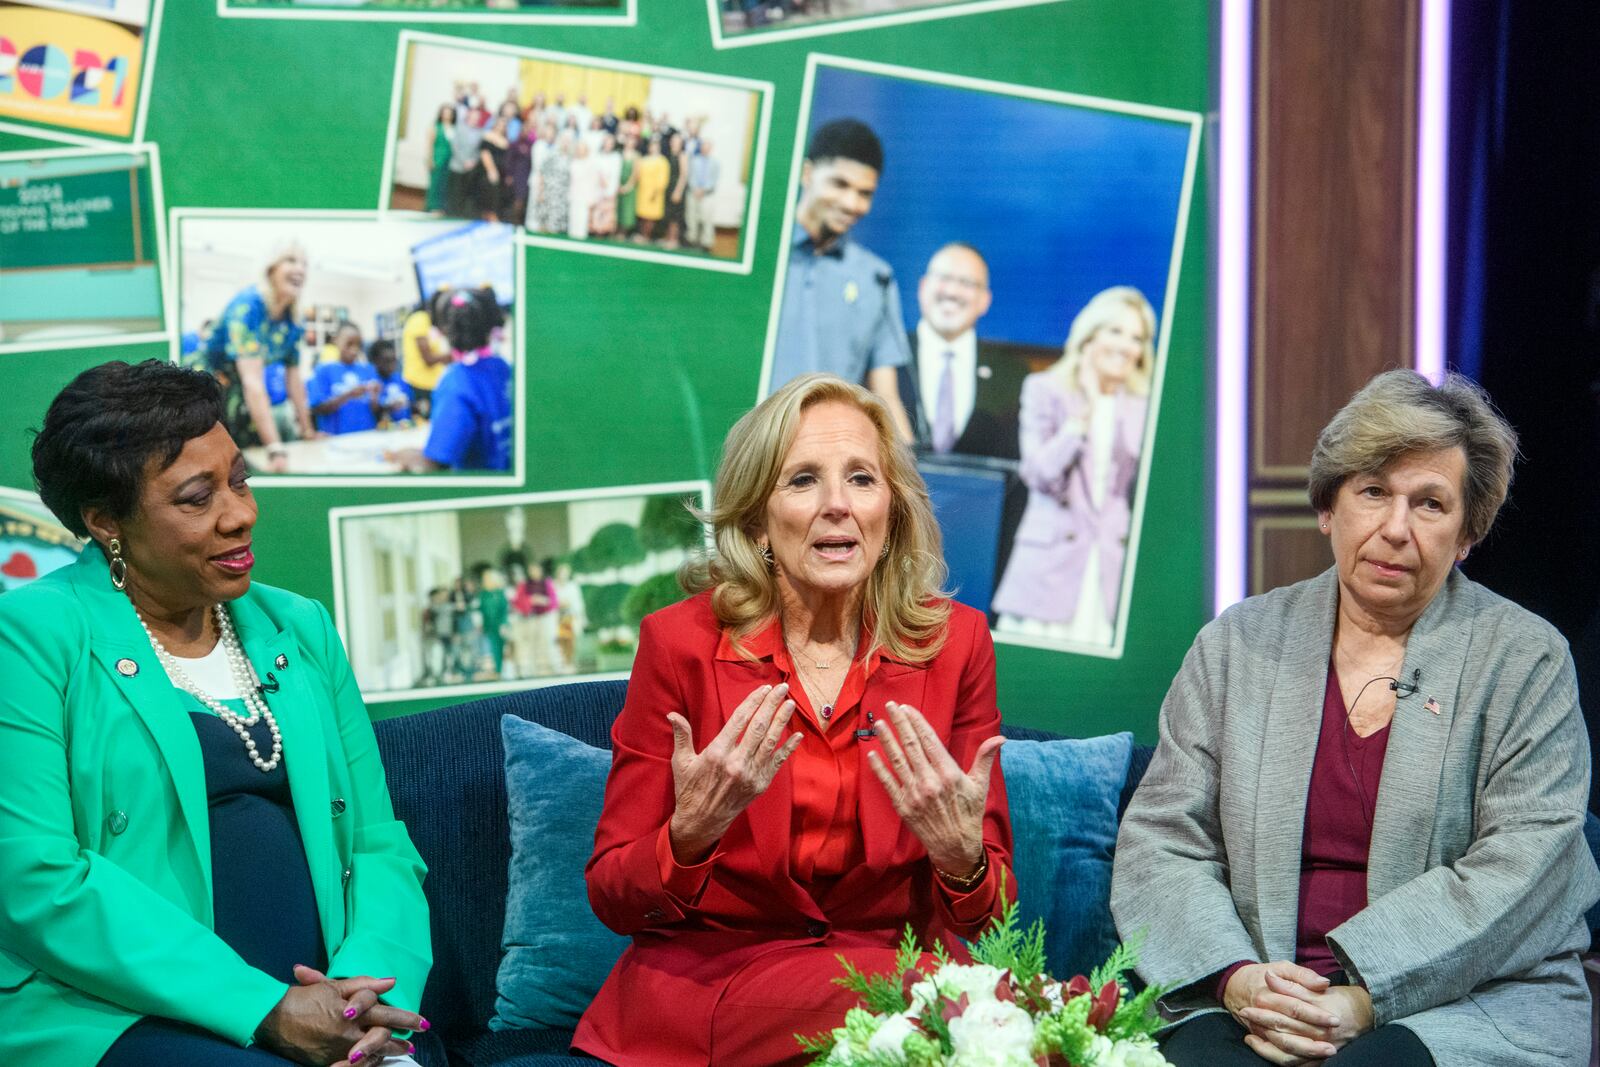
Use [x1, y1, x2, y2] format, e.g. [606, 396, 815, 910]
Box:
[1113, 370, 1599, 1066]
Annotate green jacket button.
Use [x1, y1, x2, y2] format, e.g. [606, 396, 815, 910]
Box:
[331, 798, 347, 817]
[342, 867, 353, 887]
[107, 811, 129, 835]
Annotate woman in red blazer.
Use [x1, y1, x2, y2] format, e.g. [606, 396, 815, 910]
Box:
[575, 373, 1014, 1067]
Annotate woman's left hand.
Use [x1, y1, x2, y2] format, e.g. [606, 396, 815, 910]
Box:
[866, 701, 1003, 879]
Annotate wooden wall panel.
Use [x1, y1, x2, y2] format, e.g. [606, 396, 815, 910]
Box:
[1247, 0, 1419, 594]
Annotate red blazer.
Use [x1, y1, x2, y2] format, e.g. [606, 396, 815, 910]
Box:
[574, 592, 1014, 1067]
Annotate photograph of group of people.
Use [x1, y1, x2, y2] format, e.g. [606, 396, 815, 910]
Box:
[331, 483, 707, 700]
[711, 0, 1063, 45]
[764, 58, 1199, 653]
[385, 33, 769, 270]
[0, 146, 166, 354]
[220, 0, 628, 20]
[173, 211, 520, 481]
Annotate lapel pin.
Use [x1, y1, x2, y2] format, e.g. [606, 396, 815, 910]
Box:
[1424, 697, 1441, 715]
[275, 654, 288, 670]
[843, 280, 859, 304]
[115, 658, 139, 677]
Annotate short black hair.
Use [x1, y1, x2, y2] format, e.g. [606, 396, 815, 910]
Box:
[806, 118, 883, 174]
[31, 360, 226, 538]
[438, 286, 505, 353]
[369, 339, 397, 364]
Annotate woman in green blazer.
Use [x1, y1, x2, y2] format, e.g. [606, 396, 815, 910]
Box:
[0, 361, 432, 1066]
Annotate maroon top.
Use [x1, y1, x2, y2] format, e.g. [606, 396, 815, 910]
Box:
[1214, 665, 1390, 1000]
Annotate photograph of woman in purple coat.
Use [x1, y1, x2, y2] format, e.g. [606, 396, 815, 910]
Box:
[990, 286, 1155, 647]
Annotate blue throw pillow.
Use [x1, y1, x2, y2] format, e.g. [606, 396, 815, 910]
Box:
[493, 714, 629, 1031]
[1000, 733, 1134, 980]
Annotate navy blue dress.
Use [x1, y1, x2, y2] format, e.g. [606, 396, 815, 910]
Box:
[98, 705, 325, 1066]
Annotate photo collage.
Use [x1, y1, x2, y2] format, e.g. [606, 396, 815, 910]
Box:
[1, 0, 1200, 702]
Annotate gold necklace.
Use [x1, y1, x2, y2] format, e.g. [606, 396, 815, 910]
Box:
[785, 635, 857, 671]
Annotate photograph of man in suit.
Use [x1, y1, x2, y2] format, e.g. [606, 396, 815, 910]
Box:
[898, 242, 1027, 461]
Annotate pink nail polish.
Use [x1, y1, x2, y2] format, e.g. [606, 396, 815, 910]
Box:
[349, 1052, 364, 1063]
[343, 1006, 358, 1019]
[407, 1041, 416, 1053]
[419, 1017, 431, 1031]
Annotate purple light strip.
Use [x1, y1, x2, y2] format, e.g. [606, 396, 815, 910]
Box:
[1214, 0, 1252, 614]
[1414, 0, 1451, 383]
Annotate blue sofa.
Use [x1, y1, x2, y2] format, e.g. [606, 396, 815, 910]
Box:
[373, 679, 1152, 1066]
[373, 679, 1600, 1067]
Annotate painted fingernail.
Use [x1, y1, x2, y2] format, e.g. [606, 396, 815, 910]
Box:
[344, 1006, 358, 1019]
[349, 1052, 364, 1063]
[407, 1041, 416, 1053]
[419, 1017, 431, 1031]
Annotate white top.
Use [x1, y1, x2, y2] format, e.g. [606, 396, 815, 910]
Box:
[1085, 390, 1119, 510]
[915, 321, 978, 441]
[165, 640, 246, 700]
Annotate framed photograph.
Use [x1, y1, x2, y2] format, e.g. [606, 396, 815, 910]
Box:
[169, 208, 525, 487]
[707, 0, 1068, 49]
[329, 481, 710, 703]
[760, 55, 1201, 658]
[218, 0, 632, 25]
[0, 0, 164, 145]
[380, 31, 774, 275]
[0, 485, 84, 595]
[0, 144, 168, 355]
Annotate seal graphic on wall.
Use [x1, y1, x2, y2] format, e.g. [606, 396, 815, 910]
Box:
[0, 487, 83, 594]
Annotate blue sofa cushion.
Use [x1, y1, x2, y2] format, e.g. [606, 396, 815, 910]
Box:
[494, 715, 631, 1032]
[1000, 732, 1134, 979]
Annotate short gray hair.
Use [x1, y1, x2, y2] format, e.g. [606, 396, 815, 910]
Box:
[1308, 369, 1519, 545]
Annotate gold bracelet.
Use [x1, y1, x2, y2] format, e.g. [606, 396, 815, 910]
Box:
[934, 853, 988, 889]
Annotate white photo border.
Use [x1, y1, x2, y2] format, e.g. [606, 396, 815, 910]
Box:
[379, 30, 776, 277]
[0, 0, 167, 147]
[758, 54, 1203, 661]
[166, 206, 528, 490]
[0, 142, 171, 356]
[218, 0, 634, 24]
[328, 477, 713, 704]
[705, 0, 1070, 50]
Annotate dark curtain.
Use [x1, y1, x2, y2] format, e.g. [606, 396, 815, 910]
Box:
[1448, 1, 1600, 810]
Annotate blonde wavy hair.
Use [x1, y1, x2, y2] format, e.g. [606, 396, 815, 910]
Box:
[1049, 286, 1156, 397]
[682, 373, 951, 663]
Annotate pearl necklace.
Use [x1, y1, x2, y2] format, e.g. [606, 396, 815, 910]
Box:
[135, 602, 283, 773]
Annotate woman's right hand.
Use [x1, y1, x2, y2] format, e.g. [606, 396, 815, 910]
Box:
[666, 683, 801, 864]
[254, 975, 414, 1065]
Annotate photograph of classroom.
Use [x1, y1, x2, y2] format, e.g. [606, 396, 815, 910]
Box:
[333, 486, 706, 699]
[174, 213, 518, 478]
[0, 148, 165, 352]
[386, 36, 764, 264]
[713, 0, 1060, 42]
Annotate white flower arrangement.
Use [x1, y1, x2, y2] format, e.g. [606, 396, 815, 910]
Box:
[797, 894, 1173, 1067]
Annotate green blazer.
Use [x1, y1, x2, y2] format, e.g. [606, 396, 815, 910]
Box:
[0, 550, 431, 1066]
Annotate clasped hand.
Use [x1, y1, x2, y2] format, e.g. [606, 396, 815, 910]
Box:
[254, 963, 427, 1066]
[1224, 961, 1374, 1064]
[865, 701, 1002, 879]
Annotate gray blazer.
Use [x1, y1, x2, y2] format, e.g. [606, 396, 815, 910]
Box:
[1111, 567, 1600, 1066]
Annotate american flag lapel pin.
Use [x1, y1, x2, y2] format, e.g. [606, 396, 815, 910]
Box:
[1424, 696, 1441, 715]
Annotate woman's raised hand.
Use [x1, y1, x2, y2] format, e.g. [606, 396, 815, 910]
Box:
[666, 683, 802, 865]
[866, 701, 1002, 880]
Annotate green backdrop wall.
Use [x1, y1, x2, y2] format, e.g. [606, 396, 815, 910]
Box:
[0, 0, 1212, 737]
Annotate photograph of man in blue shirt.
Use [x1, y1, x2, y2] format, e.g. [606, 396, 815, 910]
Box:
[768, 118, 914, 440]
